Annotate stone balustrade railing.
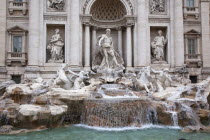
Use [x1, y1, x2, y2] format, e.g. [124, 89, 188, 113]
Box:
[185, 54, 201, 60]
[185, 54, 202, 67]
[8, 0, 28, 15]
[7, 52, 27, 66]
[183, 7, 199, 19]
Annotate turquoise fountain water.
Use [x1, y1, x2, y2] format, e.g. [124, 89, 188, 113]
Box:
[0, 125, 210, 140]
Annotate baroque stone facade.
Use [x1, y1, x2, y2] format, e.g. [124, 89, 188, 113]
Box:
[0, 0, 210, 83]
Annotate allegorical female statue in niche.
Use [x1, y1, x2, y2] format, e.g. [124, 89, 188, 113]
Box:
[151, 30, 168, 63]
[92, 29, 124, 72]
[47, 29, 64, 63]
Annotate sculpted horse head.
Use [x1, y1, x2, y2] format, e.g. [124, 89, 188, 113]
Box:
[133, 66, 153, 93]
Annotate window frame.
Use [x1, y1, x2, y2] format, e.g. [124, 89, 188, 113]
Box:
[12, 35, 23, 53]
[187, 38, 197, 55]
[184, 30, 201, 60]
[186, 0, 195, 7]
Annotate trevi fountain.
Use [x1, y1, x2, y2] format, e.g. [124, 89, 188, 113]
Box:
[0, 29, 210, 140]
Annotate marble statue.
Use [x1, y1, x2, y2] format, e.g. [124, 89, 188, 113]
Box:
[50, 64, 90, 90]
[68, 69, 89, 90]
[47, 29, 64, 63]
[152, 68, 172, 92]
[151, 30, 167, 63]
[150, 0, 166, 14]
[92, 29, 124, 72]
[47, 0, 65, 11]
[132, 66, 154, 93]
[53, 64, 72, 90]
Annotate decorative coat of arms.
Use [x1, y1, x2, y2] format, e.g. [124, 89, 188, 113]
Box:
[150, 0, 166, 14]
[47, 0, 65, 11]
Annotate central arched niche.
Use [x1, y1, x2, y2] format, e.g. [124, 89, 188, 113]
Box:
[82, 0, 135, 28]
[90, 0, 127, 21]
[82, 0, 135, 68]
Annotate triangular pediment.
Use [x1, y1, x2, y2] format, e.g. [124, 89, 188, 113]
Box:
[7, 26, 28, 32]
[185, 29, 200, 35]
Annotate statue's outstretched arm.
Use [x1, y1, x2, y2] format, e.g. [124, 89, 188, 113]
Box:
[68, 69, 79, 77]
[151, 68, 159, 74]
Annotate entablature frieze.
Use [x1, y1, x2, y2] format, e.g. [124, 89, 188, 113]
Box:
[81, 15, 135, 28]
[148, 17, 170, 23]
[44, 15, 67, 21]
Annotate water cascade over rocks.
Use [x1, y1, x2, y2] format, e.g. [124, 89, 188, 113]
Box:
[0, 63, 210, 134]
[82, 99, 158, 127]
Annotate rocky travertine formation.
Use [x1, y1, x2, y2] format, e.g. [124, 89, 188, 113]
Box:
[0, 64, 209, 134]
[0, 80, 15, 96]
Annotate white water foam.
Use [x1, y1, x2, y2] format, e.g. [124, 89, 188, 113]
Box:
[101, 94, 140, 99]
[75, 124, 181, 131]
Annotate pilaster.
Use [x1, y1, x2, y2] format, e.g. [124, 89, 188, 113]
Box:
[28, 0, 40, 66]
[69, 0, 80, 68]
[136, 0, 148, 67]
[0, 0, 6, 66]
[201, 0, 210, 67]
[126, 25, 132, 69]
[174, 0, 185, 67]
[84, 24, 90, 69]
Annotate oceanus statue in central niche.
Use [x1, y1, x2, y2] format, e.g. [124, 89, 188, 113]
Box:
[92, 29, 124, 72]
[92, 29, 125, 82]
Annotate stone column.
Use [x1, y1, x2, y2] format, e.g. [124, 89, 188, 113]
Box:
[92, 27, 97, 59]
[69, 0, 80, 67]
[136, 0, 148, 67]
[28, 0, 40, 66]
[0, 0, 6, 66]
[174, 0, 184, 67]
[126, 25, 132, 70]
[117, 27, 123, 57]
[201, 0, 210, 67]
[84, 24, 90, 69]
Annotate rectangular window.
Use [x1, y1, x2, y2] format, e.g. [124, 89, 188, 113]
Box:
[14, 0, 23, 2]
[13, 36, 22, 52]
[188, 38, 197, 59]
[186, 0, 195, 7]
[188, 38, 197, 54]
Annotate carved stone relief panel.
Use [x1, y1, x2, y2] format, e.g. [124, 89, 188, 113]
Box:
[149, 0, 167, 15]
[150, 27, 168, 64]
[47, 0, 65, 11]
[46, 25, 65, 63]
